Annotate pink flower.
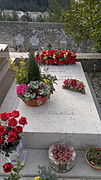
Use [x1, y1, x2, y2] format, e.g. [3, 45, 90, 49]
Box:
[16, 84, 28, 96]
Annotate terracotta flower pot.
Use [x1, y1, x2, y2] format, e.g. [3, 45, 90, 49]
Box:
[85, 148, 101, 170]
[21, 96, 48, 107]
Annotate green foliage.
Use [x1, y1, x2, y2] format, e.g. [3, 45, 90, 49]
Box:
[86, 147, 101, 168]
[37, 166, 58, 180]
[62, 0, 101, 52]
[8, 58, 28, 84]
[23, 80, 53, 102]
[48, 0, 70, 22]
[4, 160, 24, 180]
[27, 51, 41, 82]
[0, 0, 48, 12]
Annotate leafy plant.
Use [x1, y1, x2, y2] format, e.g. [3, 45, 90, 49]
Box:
[16, 74, 57, 104]
[34, 166, 58, 180]
[9, 51, 41, 84]
[27, 51, 41, 82]
[86, 147, 101, 168]
[8, 58, 28, 84]
[62, 0, 101, 52]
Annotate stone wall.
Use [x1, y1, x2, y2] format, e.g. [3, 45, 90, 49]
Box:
[0, 21, 94, 52]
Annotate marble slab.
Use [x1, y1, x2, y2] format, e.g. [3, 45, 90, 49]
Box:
[16, 63, 101, 148]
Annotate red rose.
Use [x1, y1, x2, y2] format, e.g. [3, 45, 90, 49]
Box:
[8, 118, 18, 127]
[8, 132, 17, 142]
[0, 137, 4, 145]
[0, 112, 9, 121]
[19, 117, 28, 125]
[16, 126, 23, 134]
[10, 128, 17, 134]
[0, 126, 6, 136]
[11, 110, 20, 118]
[3, 163, 14, 173]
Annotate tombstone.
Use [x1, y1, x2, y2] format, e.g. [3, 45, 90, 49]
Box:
[17, 63, 101, 149]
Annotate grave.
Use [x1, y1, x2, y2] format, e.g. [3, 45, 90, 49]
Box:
[15, 62, 101, 148]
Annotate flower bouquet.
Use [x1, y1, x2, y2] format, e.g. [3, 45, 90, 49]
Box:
[49, 144, 76, 173]
[0, 110, 28, 164]
[62, 79, 86, 94]
[35, 50, 78, 65]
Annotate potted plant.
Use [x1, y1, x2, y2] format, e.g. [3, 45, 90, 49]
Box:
[16, 73, 57, 107]
[62, 78, 86, 94]
[35, 49, 78, 65]
[9, 51, 57, 107]
[0, 110, 28, 164]
[48, 144, 76, 173]
[34, 166, 58, 180]
[2, 160, 24, 180]
[85, 147, 101, 170]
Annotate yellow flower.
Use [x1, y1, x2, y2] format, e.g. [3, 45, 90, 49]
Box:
[43, 79, 50, 83]
[34, 176, 41, 180]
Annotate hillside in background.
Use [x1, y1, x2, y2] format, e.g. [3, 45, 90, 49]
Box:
[0, 0, 48, 12]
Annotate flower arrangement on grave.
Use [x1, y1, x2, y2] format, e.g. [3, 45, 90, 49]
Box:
[34, 166, 58, 180]
[48, 144, 76, 173]
[9, 51, 57, 107]
[85, 147, 101, 170]
[35, 50, 78, 65]
[62, 78, 86, 94]
[3, 160, 24, 180]
[0, 110, 28, 162]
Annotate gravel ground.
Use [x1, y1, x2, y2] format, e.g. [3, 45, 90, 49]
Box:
[87, 72, 101, 107]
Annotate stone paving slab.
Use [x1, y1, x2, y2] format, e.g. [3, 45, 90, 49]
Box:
[0, 149, 101, 179]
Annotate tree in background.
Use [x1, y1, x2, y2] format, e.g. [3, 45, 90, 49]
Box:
[61, 0, 101, 52]
[48, 0, 70, 22]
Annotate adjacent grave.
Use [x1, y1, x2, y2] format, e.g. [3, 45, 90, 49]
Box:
[16, 62, 101, 148]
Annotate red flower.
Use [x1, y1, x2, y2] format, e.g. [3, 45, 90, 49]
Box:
[16, 126, 23, 134]
[77, 82, 85, 88]
[0, 112, 9, 121]
[19, 117, 28, 125]
[37, 96, 44, 101]
[0, 137, 4, 145]
[3, 163, 14, 173]
[8, 132, 17, 142]
[64, 80, 69, 86]
[10, 128, 17, 134]
[8, 118, 18, 127]
[0, 126, 6, 136]
[11, 110, 20, 118]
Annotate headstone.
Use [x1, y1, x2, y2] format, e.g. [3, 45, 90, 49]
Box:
[17, 63, 101, 148]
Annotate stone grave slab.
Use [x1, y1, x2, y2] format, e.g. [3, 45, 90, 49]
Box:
[16, 62, 101, 148]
